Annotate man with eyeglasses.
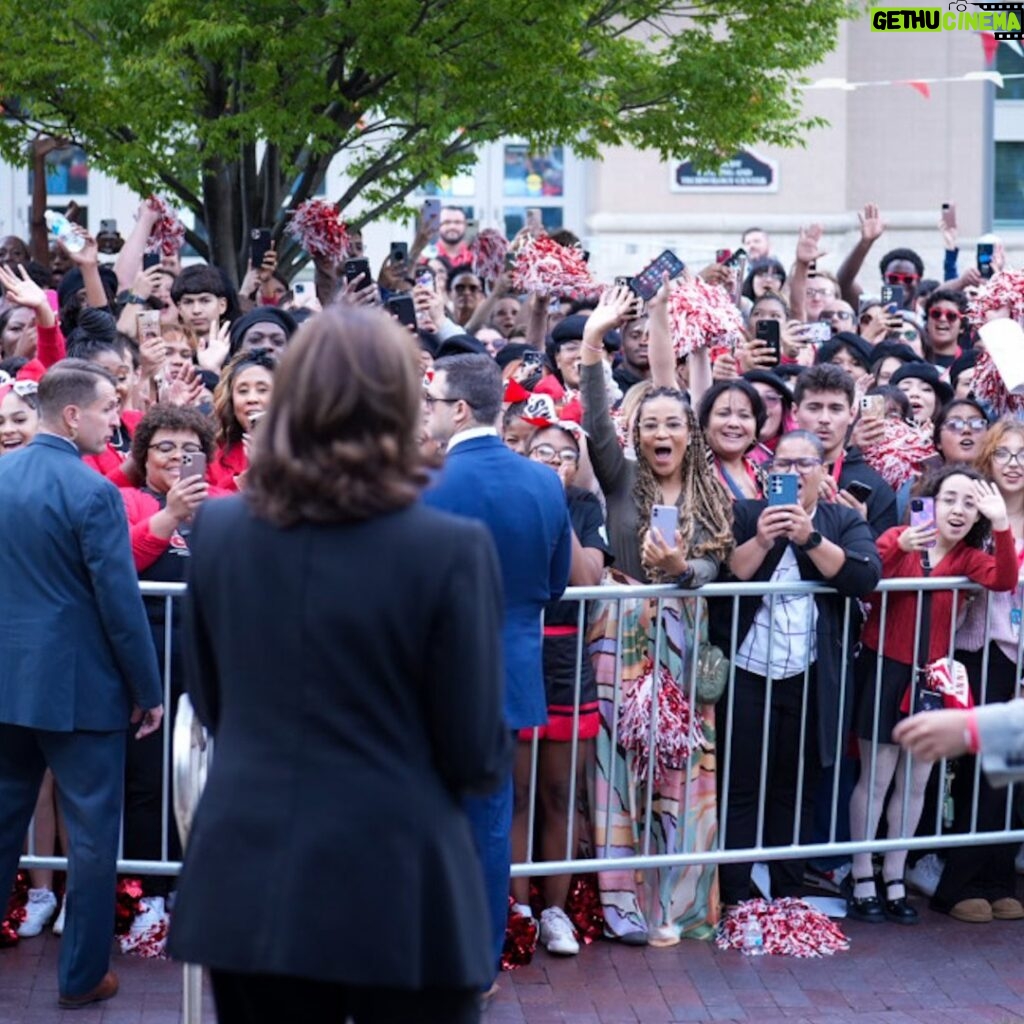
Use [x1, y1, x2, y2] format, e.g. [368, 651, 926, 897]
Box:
[836, 202, 925, 312]
[793, 364, 897, 538]
[819, 298, 856, 338]
[423, 353, 572, 993]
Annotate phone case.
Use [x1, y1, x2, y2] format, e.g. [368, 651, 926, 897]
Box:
[633, 250, 685, 300]
[650, 505, 678, 546]
[910, 498, 936, 548]
[767, 474, 799, 506]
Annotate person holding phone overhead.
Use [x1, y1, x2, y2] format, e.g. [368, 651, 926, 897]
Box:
[711, 430, 881, 912]
[580, 284, 734, 946]
[169, 309, 508, 1023]
[848, 465, 1015, 924]
[117, 405, 224, 918]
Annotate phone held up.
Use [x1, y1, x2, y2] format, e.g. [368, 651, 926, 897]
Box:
[632, 249, 686, 301]
[650, 504, 679, 547]
[767, 473, 799, 507]
[977, 242, 995, 280]
[880, 284, 904, 310]
[344, 258, 371, 285]
[909, 496, 936, 549]
[249, 228, 273, 268]
[180, 450, 207, 481]
[845, 480, 874, 505]
[755, 319, 781, 365]
[386, 294, 417, 329]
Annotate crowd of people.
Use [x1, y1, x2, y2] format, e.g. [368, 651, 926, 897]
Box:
[3, 196, 1024, 1008]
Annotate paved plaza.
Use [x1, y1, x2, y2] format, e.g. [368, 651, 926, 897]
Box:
[3, 900, 1024, 1023]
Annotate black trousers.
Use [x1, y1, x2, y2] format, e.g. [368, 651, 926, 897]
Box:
[932, 644, 1020, 911]
[210, 970, 481, 1024]
[718, 666, 822, 905]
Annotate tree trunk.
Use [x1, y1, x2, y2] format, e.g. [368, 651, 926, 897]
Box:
[202, 158, 240, 285]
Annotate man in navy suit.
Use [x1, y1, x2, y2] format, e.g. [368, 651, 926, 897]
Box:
[424, 354, 572, 981]
[0, 360, 164, 1009]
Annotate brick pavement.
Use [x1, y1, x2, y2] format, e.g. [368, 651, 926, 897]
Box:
[2, 904, 1024, 1023]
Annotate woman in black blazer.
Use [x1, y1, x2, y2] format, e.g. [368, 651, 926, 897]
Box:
[167, 308, 510, 1024]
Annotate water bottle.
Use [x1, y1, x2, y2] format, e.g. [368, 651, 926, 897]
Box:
[44, 210, 85, 253]
[741, 916, 765, 955]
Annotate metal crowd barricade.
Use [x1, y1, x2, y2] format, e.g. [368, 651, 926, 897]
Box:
[15, 575, 1024, 1023]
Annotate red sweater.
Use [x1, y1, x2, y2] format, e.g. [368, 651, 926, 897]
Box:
[860, 526, 1018, 665]
[121, 485, 229, 571]
[208, 442, 247, 493]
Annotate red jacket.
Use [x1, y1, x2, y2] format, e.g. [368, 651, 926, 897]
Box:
[121, 485, 228, 571]
[208, 442, 247, 493]
[860, 526, 1018, 665]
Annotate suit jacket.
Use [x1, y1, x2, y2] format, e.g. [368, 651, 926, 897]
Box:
[709, 500, 881, 767]
[423, 433, 573, 729]
[0, 434, 162, 731]
[168, 497, 510, 989]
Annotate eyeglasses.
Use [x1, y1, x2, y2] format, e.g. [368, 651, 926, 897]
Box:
[529, 444, 579, 466]
[942, 417, 987, 433]
[805, 287, 831, 299]
[898, 328, 920, 343]
[758, 392, 782, 407]
[149, 441, 203, 454]
[823, 310, 853, 321]
[769, 457, 822, 473]
[928, 308, 961, 323]
[885, 272, 920, 286]
[423, 394, 462, 408]
[992, 448, 1024, 466]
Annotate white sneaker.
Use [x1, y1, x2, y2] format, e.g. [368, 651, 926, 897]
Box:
[18, 888, 57, 937]
[52, 897, 66, 936]
[906, 854, 944, 897]
[130, 896, 166, 935]
[539, 907, 579, 956]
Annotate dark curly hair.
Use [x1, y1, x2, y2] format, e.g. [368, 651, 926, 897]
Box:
[212, 348, 276, 450]
[245, 307, 428, 526]
[917, 463, 992, 550]
[129, 404, 216, 487]
[879, 247, 924, 279]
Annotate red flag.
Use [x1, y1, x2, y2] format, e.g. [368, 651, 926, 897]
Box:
[980, 31, 999, 66]
[907, 80, 931, 99]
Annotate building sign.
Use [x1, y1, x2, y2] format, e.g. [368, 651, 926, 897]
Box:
[670, 149, 778, 194]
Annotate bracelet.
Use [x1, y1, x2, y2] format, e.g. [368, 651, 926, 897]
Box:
[964, 711, 981, 754]
[583, 341, 604, 354]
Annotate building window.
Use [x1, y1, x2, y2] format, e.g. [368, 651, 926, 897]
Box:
[27, 147, 88, 196]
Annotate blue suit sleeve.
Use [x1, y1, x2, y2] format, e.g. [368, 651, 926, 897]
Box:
[80, 484, 163, 710]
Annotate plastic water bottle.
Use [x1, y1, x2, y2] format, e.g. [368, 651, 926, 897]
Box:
[741, 916, 765, 955]
[44, 210, 85, 253]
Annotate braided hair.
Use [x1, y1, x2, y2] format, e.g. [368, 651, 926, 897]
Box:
[631, 387, 734, 580]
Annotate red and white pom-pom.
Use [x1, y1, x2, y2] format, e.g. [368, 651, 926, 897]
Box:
[511, 235, 596, 299]
[501, 898, 539, 970]
[969, 269, 1024, 324]
[861, 418, 936, 489]
[470, 229, 509, 285]
[143, 195, 185, 256]
[617, 661, 706, 784]
[117, 915, 169, 959]
[667, 276, 745, 357]
[287, 199, 350, 261]
[971, 348, 1024, 417]
[1, 870, 29, 948]
[716, 898, 849, 958]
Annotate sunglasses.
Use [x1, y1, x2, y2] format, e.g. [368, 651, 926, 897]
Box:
[885, 272, 920, 286]
[928, 308, 961, 323]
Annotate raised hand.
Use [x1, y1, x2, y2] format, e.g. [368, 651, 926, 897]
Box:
[796, 223, 827, 265]
[197, 321, 231, 372]
[973, 479, 1009, 531]
[858, 203, 886, 243]
[0, 264, 47, 310]
[585, 284, 635, 341]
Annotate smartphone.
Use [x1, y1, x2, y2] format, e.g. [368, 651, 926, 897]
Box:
[422, 198, 442, 242]
[613, 275, 636, 293]
[180, 451, 207, 480]
[941, 202, 957, 230]
[99, 218, 117, 235]
[292, 281, 310, 298]
[860, 394, 885, 420]
[143, 252, 161, 270]
[880, 284, 904, 310]
[249, 227, 273, 268]
[386, 294, 417, 329]
[910, 496, 936, 548]
[390, 241, 409, 265]
[416, 267, 435, 289]
[632, 249, 686, 301]
[755, 319, 781, 364]
[521, 349, 544, 368]
[846, 480, 874, 504]
[344, 258, 371, 284]
[767, 473, 799, 507]
[650, 504, 679, 547]
[715, 248, 732, 265]
[805, 322, 832, 344]
[977, 242, 995, 279]
[136, 309, 161, 342]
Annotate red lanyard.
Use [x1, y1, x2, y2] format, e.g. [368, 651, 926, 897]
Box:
[829, 451, 845, 485]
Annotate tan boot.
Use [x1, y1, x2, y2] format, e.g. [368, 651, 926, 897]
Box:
[949, 898, 993, 923]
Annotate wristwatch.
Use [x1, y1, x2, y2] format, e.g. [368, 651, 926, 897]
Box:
[799, 530, 823, 551]
[676, 566, 696, 588]
[116, 290, 146, 306]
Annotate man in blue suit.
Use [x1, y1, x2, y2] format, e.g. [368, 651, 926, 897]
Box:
[0, 360, 163, 1009]
[424, 353, 572, 982]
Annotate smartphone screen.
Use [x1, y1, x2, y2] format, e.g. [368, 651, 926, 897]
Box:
[767, 473, 799, 507]
[180, 451, 207, 480]
[650, 504, 679, 547]
[249, 228, 272, 267]
[910, 496, 936, 548]
[977, 243, 995, 279]
[633, 250, 685, 301]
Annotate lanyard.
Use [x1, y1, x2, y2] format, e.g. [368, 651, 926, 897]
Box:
[829, 450, 845, 486]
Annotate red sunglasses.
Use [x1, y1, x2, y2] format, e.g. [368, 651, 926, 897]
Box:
[885, 272, 920, 286]
[928, 308, 961, 323]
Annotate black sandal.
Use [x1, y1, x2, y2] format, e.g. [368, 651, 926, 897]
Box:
[847, 876, 885, 923]
[883, 878, 919, 925]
